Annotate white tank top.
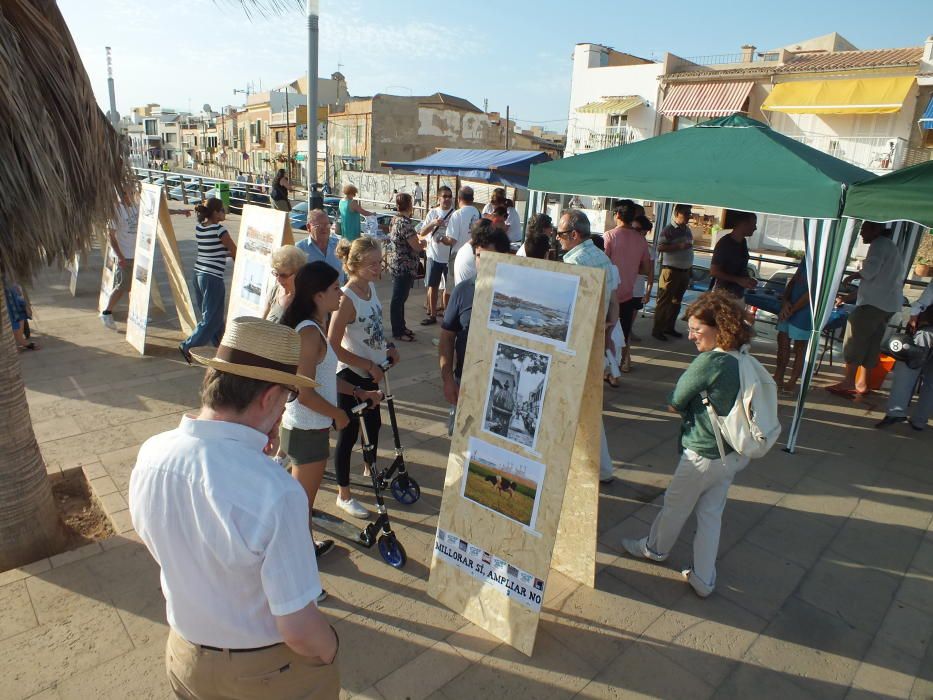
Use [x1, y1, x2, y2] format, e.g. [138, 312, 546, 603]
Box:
[282, 320, 338, 430]
[337, 282, 387, 376]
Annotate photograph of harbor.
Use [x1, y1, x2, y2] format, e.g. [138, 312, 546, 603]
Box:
[488, 262, 578, 349]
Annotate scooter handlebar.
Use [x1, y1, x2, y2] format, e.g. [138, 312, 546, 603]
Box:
[350, 392, 385, 415]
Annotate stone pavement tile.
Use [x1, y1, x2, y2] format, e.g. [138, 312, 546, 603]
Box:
[31, 416, 84, 444]
[40, 427, 141, 472]
[605, 424, 668, 462]
[0, 600, 133, 700]
[89, 474, 119, 497]
[374, 641, 470, 700]
[829, 514, 925, 574]
[744, 597, 873, 699]
[542, 569, 581, 610]
[97, 491, 128, 516]
[362, 588, 466, 647]
[0, 580, 38, 642]
[77, 460, 107, 480]
[745, 506, 839, 569]
[575, 643, 715, 700]
[126, 412, 188, 443]
[747, 447, 824, 490]
[541, 567, 665, 670]
[911, 539, 933, 577]
[598, 512, 655, 556]
[437, 624, 596, 700]
[443, 622, 502, 663]
[85, 544, 167, 647]
[600, 540, 692, 610]
[876, 600, 933, 660]
[54, 638, 173, 700]
[49, 542, 103, 569]
[849, 489, 933, 530]
[776, 476, 860, 521]
[0, 557, 51, 587]
[331, 609, 441, 695]
[848, 638, 923, 699]
[98, 444, 145, 492]
[807, 454, 883, 490]
[26, 560, 112, 624]
[713, 663, 822, 699]
[716, 541, 807, 620]
[642, 592, 768, 688]
[345, 686, 385, 700]
[797, 554, 900, 636]
[895, 570, 933, 617]
[728, 469, 786, 508]
[109, 508, 135, 534]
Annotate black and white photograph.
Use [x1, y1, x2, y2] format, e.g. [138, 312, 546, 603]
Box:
[482, 341, 551, 452]
[239, 258, 266, 306]
[488, 262, 579, 349]
[133, 254, 150, 285]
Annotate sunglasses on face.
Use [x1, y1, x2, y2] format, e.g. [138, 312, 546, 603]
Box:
[556, 228, 574, 239]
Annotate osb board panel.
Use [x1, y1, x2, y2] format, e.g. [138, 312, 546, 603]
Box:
[227, 205, 290, 322]
[157, 205, 197, 336]
[552, 317, 603, 587]
[427, 252, 604, 656]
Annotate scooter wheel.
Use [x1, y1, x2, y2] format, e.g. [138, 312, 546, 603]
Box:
[378, 534, 407, 568]
[390, 476, 421, 505]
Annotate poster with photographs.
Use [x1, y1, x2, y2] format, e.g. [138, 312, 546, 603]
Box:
[461, 437, 545, 531]
[125, 183, 162, 353]
[227, 205, 288, 320]
[488, 262, 579, 351]
[481, 341, 551, 452]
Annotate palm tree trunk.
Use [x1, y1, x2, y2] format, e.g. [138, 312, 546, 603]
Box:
[0, 297, 64, 570]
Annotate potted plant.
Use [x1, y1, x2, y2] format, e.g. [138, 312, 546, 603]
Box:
[915, 255, 933, 278]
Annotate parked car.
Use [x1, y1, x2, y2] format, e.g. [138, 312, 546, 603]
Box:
[168, 181, 214, 202]
[290, 198, 341, 231]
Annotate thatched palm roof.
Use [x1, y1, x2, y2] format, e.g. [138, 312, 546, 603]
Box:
[0, 0, 301, 283]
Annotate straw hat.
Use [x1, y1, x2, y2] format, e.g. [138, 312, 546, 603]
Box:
[190, 317, 318, 389]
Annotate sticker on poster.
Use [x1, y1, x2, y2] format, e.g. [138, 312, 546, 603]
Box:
[431, 527, 545, 612]
[461, 436, 545, 531]
[481, 341, 551, 453]
[487, 262, 579, 351]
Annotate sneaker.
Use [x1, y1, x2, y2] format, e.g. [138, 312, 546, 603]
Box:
[336, 496, 369, 519]
[599, 475, 615, 485]
[99, 312, 116, 330]
[667, 329, 684, 339]
[315, 589, 328, 604]
[621, 537, 667, 562]
[875, 415, 906, 429]
[315, 539, 335, 559]
[681, 568, 713, 598]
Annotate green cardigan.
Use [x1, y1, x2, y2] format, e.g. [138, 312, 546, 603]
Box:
[668, 351, 740, 459]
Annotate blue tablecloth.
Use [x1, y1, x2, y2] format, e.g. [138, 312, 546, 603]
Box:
[745, 290, 849, 331]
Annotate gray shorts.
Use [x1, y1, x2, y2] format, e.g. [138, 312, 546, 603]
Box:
[113, 259, 133, 292]
[280, 425, 330, 464]
[843, 304, 893, 368]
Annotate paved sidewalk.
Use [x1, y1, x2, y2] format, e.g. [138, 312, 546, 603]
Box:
[3, 219, 933, 699]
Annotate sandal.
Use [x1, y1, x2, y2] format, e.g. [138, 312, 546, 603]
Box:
[17, 342, 39, 352]
[420, 316, 437, 326]
[393, 332, 416, 342]
[825, 385, 856, 398]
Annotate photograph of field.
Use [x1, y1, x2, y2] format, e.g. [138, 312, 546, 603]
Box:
[461, 437, 545, 529]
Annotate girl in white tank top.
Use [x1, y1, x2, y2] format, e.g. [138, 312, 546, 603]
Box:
[279, 261, 382, 519]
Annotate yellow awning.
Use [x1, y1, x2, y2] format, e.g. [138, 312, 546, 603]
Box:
[577, 96, 644, 114]
[762, 76, 914, 115]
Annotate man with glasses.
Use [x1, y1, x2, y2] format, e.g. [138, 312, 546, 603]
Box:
[417, 186, 456, 325]
[557, 210, 620, 484]
[653, 204, 694, 341]
[297, 209, 346, 284]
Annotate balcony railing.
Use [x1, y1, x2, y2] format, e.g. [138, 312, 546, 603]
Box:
[579, 127, 639, 151]
[783, 133, 908, 172]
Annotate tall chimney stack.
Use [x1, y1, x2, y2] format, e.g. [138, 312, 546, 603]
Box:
[106, 47, 120, 127]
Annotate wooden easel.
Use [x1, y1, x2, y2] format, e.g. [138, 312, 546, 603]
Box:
[427, 253, 605, 655]
[226, 204, 293, 321]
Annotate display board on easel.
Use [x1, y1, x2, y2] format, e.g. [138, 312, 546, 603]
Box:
[226, 204, 293, 321]
[426, 253, 605, 656]
[124, 183, 197, 354]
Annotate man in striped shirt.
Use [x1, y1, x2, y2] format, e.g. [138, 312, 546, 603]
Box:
[179, 199, 237, 363]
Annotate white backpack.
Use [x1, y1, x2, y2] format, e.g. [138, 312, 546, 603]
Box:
[701, 345, 781, 459]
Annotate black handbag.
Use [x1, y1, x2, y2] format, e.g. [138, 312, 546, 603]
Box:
[887, 330, 933, 370]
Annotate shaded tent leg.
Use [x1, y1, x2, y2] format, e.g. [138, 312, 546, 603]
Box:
[786, 217, 858, 453]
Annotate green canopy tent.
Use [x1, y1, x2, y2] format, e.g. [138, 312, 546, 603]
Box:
[528, 114, 875, 453]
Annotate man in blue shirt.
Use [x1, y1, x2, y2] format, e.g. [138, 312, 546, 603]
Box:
[296, 209, 346, 284]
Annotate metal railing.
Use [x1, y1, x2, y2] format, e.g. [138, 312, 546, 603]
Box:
[668, 52, 779, 72]
[784, 133, 908, 172]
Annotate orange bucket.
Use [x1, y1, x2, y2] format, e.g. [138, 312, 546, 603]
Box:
[856, 354, 896, 391]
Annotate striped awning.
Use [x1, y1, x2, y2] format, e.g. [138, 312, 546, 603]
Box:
[659, 81, 754, 118]
[920, 96, 933, 128]
[577, 96, 644, 114]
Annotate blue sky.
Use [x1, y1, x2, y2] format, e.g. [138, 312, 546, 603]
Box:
[59, 0, 924, 131]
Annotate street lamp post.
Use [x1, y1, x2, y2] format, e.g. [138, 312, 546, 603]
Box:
[307, 0, 322, 210]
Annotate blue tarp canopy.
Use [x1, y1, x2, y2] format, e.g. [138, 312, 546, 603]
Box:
[381, 149, 551, 189]
[920, 96, 933, 129]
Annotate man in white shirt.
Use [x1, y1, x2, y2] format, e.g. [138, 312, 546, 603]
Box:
[449, 187, 481, 286]
[827, 221, 904, 397]
[417, 185, 455, 324]
[130, 317, 340, 699]
[413, 181, 424, 211]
